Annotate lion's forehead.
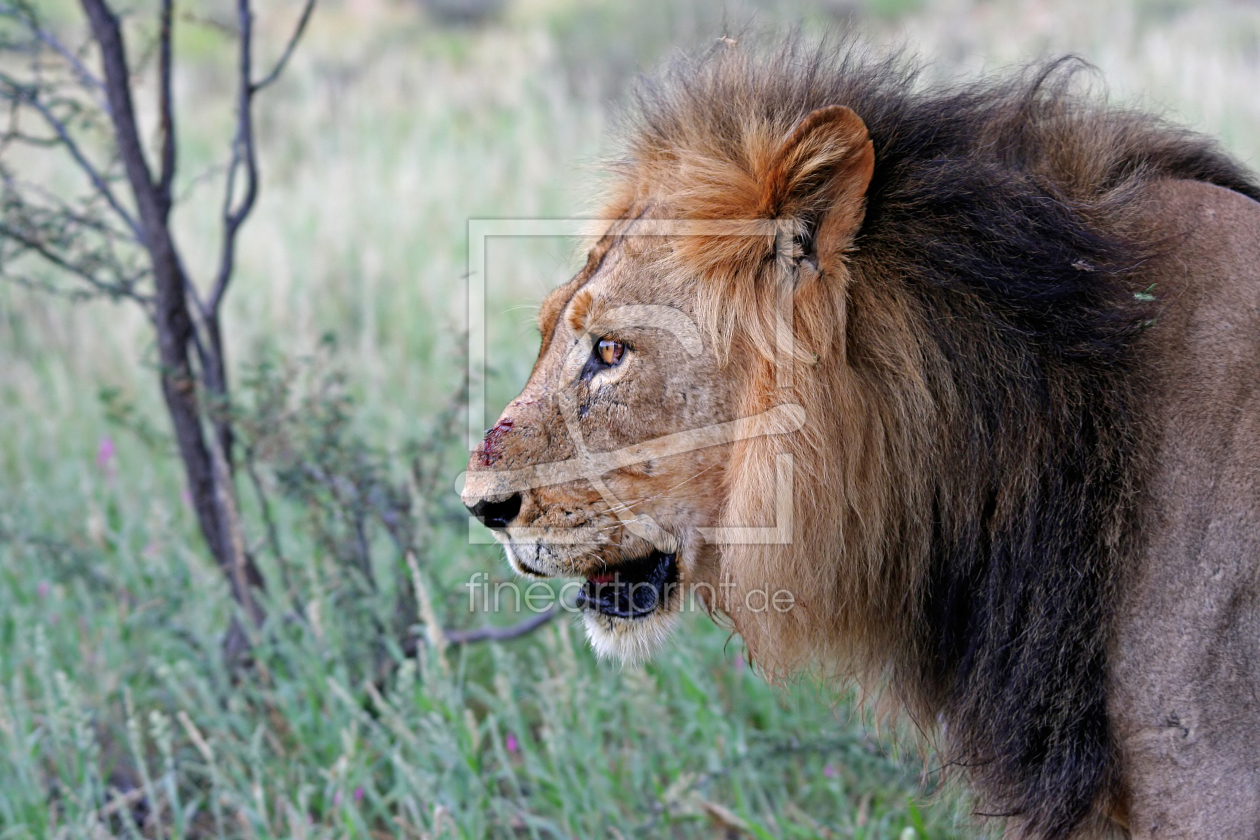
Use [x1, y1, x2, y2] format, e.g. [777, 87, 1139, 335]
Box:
[538, 238, 691, 358]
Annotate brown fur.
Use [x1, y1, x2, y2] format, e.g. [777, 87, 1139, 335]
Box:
[462, 38, 1260, 838]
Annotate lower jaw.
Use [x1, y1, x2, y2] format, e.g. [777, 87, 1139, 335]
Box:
[580, 602, 681, 663]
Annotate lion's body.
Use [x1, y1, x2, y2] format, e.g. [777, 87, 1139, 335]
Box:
[1110, 179, 1260, 836]
[462, 41, 1260, 839]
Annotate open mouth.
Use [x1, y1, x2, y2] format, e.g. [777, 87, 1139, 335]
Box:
[576, 550, 678, 619]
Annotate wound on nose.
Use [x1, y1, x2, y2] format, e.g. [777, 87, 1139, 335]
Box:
[480, 418, 514, 467]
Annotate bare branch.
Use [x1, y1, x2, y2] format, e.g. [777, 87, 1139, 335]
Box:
[156, 0, 175, 208]
[34, 32, 104, 99]
[399, 606, 560, 656]
[2, 130, 64, 148]
[0, 219, 149, 303]
[243, 446, 285, 565]
[0, 2, 106, 99]
[0, 71, 143, 242]
[207, 0, 316, 315]
[178, 11, 236, 38]
[7, 174, 137, 241]
[208, 0, 258, 314]
[443, 608, 558, 645]
[1, 164, 143, 260]
[251, 0, 315, 94]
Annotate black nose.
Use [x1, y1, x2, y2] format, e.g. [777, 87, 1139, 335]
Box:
[467, 494, 522, 530]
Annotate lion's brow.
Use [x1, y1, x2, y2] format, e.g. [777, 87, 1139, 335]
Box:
[537, 204, 650, 357]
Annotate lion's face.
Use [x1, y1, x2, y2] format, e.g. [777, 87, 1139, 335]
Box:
[461, 220, 738, 661]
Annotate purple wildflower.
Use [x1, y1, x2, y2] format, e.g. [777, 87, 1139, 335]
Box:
[96, 435, 116, 477]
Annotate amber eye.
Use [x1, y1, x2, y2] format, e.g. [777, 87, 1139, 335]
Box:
[596, 338, 625, 366]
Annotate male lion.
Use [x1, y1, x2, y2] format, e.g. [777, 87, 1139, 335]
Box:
[461, 40, 1260, 839]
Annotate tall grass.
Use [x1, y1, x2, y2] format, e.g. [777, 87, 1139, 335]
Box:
[2, 0, 1257, 836]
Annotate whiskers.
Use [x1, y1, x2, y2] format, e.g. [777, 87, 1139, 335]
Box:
[603, 462, 720, 517]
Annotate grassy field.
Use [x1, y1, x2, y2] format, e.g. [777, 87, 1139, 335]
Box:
[2, 0, 1258, 837]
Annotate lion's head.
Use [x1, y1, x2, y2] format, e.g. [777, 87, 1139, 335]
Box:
[461, 80, 877, 664]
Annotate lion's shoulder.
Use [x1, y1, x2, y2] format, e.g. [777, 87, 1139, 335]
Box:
[1109, 177, 1260, 836]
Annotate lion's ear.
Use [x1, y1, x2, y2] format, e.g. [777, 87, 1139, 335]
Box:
[761, 105, 874, 267]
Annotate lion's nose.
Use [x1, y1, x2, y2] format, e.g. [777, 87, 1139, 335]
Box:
[466, 493, 522, 530]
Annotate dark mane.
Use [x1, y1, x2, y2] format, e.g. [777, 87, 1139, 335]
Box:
[625, 39, 1260, 839]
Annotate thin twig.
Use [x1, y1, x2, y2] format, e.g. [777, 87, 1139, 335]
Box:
[0, 219, 148, 302]
[178, 11, 236, 38]
[1, 130, 62, 148]
[243, 447, 289, 580]
[3, 169, 141, 243]
[208, 0, 259, 315]
[0, 2, 105, 94]
[400, 606, 559, 656]
[0, 72, 143, 242]
[35, 32, 105, 99]
[207, 0, 316, 314]
[5, 268, 147, 304]
[444, 607, 558, 645]
[251, 0, 315, 94]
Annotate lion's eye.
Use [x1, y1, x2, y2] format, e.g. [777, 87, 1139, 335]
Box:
[596, 338, 625, 366]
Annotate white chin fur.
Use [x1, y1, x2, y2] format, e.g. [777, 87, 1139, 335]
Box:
[581, 607, 680, 665]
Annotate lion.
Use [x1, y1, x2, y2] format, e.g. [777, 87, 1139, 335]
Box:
[461, 39, 1260, 839]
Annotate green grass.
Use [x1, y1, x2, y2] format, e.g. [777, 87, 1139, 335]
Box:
[3, 0, 1259, 837]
